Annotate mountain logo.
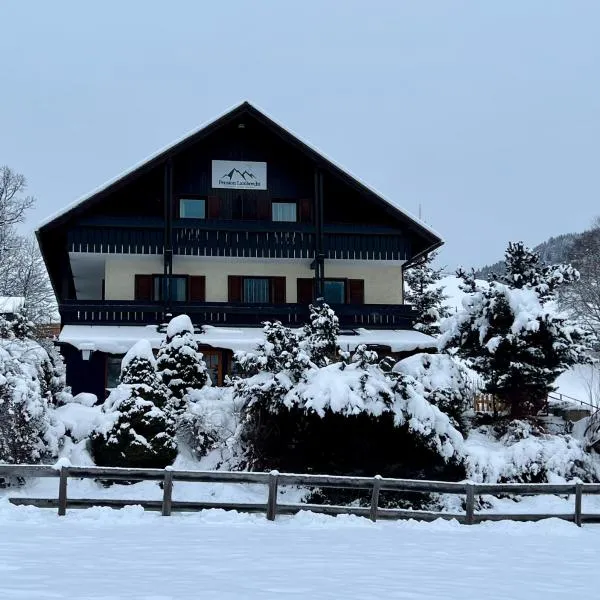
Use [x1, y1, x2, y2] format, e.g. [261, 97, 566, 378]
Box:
[213, 160, 267, 189]
[221, 168, 258, 183]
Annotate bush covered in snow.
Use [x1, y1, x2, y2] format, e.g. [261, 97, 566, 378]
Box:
[393, 353, 476, 432]
[235, 306, 466, 485]
[156, 315, 209, 414]
[91, 340, 177, 468]
[0, 335, 69, 464]
[441, 242, 592, 417]
[465, 419, 600, 484]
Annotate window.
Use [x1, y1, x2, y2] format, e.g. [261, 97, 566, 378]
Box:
[323, 280, 346, 304]
[202, 349, 221, 386]
[153, 276, 188, 301]
[106, 355, 123, 391]
[272, 201, 297, 222]
[243, 277, 270, 303]
[179, 198, 206, 219]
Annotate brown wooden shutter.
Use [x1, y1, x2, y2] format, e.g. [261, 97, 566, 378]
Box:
[297, 278, 314, 305]
[228, 275, 243, 302]
[299, 198, 313, 223]
[270, 277, 286, 304]
[208, 195, 221, 219]
[257, 196, 271, 220]
[189, 276, 206, 302]
[347, 279, 365, 305]
[134, 275, 153, 301]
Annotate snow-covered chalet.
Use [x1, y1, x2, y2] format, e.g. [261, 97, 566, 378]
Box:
[36, 101, 443, 399]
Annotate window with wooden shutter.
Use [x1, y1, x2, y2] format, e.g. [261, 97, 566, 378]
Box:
[297, 278, 314, 305]
[257, 196, 271, 220]
[189, 276, 206, 302]
[347, 279, 365, 305]
[207, 195, 221, 219]
[228, 275, 243, 302]
[299, 198, 313, 223]
[134, 275, 153, 301]
[270, 277, 286, 304]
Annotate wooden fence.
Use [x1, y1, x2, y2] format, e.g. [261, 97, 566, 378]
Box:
[1, 464, 599, 527]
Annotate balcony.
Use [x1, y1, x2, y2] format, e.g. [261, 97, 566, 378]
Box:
[59, 301, 417, 329]
[68, 219, 410, 261]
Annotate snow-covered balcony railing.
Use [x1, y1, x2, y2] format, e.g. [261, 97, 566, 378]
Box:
[58, 301, 417, 329]
[67, 218, 410, 261]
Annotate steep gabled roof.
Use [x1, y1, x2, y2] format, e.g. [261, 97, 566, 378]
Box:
[36, 101, 442, 255]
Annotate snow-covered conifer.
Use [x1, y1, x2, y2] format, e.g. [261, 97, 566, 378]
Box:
[156, 315, 208, 414]
[0, 339, 60, 463]
[303, 302, 339, 367]
[404, 251, 450, 336]
[441, 242, 591, 417]
[91, 340, 177, 468]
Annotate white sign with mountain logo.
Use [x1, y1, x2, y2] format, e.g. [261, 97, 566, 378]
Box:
[212, 160, 267, 190]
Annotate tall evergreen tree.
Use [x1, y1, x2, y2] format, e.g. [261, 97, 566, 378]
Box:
[91, 340, 177, 468]
[441, 242, 591, 417]
[303, 302, 340, 367]
[156, 315, 209, 414]
[404, 251, 450, 336]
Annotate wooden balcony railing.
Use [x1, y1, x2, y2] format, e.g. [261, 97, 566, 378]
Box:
[67, 220, 410, 261]
[59, 301, 417, 329]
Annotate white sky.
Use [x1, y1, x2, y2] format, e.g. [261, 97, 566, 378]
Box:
[1, 0, 599, 269]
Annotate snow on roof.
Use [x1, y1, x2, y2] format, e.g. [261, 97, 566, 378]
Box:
[58, 324, 437, 356]
[36, 101, 441, 242]
[0, 296, 25, 314]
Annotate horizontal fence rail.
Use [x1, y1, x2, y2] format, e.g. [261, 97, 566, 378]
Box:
[1, 464, 598, 527]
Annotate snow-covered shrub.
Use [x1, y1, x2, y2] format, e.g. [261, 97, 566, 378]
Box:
[441, 242, 592, 417]
[394, 353, 475, 431]
[303, 302, 340, 367]
[235, 317, 466, 485]
[0, 311, 35, 340]
[37, 339, 72, 407]
[0, 338, 65, 463]
[156, 315, 209, 414]
[465, 420, 599, 484]
[91, 340, 177, 468]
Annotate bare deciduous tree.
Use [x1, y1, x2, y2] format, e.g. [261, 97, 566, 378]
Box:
[561, 218, 600, 346]
[0, 167, 57, 323]
[0, 166, 35, 232]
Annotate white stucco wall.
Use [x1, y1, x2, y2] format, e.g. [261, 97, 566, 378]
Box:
[104, 256, 404, 304]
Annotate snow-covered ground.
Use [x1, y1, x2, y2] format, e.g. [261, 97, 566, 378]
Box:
[0, 502, 598, 599]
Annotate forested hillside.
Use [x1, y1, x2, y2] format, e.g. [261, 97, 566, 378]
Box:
[474, 232, 578, 279]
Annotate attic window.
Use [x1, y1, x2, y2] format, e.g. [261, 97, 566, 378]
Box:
[179, 198, 206, 219]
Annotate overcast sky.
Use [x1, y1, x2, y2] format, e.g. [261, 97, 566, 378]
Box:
[1, 1, 599, 269]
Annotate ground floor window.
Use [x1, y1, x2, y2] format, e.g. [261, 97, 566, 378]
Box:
[323, 279, 346, 304]
[243, 277, 270, 303]
[106, 355, 123, 391]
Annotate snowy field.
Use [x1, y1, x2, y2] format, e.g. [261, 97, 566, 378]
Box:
[0, 503, 598, 600]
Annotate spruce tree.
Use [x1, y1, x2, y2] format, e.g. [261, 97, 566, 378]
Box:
[303, 302, 340, 367]
[404, 251, 450, 336]
[441, 242, 591, 417]
[156, 315, 209, 414]
[91, 340, 177, 468]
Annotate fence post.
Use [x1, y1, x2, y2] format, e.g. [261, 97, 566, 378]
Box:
[465, 483, 475, 525]
[266, 470, 279, 521]
[57, 466, 68, 516]
[370, 475, 382, 522]
[575, 482, 583, 527]
[162, 468, 174, 517]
